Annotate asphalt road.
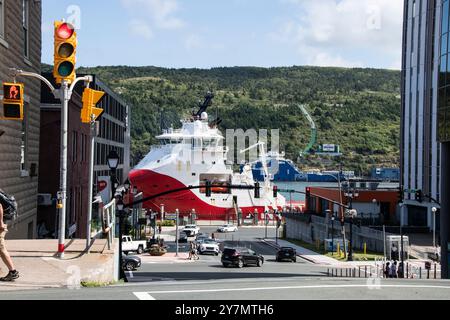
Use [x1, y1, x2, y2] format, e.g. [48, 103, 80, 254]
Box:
[1, 226, 450, 300]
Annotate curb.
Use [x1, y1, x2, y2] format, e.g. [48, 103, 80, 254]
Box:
[260, 239, 316, 264]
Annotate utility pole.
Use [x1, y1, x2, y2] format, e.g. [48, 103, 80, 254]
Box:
[86, 120, 96, 251]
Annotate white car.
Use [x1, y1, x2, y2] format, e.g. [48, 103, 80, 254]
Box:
[217, 224, 238, 233]
[198, 239, 220, 255]
[183, 224, 200, 236]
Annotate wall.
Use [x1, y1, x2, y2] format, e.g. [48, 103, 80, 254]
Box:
[0, 0, 41, 239]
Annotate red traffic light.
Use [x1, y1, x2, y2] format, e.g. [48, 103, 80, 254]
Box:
[56, 23, 75, 39]
[305, 187, 311, 197]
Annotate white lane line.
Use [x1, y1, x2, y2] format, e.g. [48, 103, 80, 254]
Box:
[133, 292, 156, 300]
[144, 284, 450, 295]
[127, 271, 134, 279]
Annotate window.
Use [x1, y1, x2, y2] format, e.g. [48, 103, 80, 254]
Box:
[22, 0, 29, 58]
[0, 0, 5, 39]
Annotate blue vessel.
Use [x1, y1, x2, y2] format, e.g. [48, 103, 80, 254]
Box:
[244, 152, 307, 182]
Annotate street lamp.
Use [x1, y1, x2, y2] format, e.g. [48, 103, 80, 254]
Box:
[107, 150, 120, 198]
[372, 198, 377, 225]
[344, 189, 359, 261]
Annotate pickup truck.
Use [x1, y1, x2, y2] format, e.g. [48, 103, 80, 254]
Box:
[122, 236, 147, 255]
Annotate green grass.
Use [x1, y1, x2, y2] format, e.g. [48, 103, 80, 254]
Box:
[80, 280, 124, 288]
[286, 238, 384, 261]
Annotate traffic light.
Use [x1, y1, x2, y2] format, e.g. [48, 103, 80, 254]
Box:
[254, 182, 260, 198]
[397, 186, 404, 203]
[53, 21, 77, 84]
[81, 88, 105, 123]
[2, 83, 24, 120]
[305, 187, 311, 198]
[415, 189, 423, 203]
[273, 185, 278, 198]
[205, 180, 211, 197]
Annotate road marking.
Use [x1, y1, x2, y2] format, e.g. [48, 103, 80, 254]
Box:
[142, 284, 450, 295]
[133, 292, 156, 300]
[127, 271, 134, 279]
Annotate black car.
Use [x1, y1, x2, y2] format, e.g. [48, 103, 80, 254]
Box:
[221, 247, 264, 268]
[179, 231, 189, 243]
[122, 254, 141, 271]
[276, 247, 297, 262]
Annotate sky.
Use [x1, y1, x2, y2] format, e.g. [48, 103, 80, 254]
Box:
[42, 0, 404, 69]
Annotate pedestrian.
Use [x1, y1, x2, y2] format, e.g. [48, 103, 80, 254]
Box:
[398, 261, 404, 278]
[384, 261, 390, 278]
[0, 203, 19, 281]
[158, 224, 162, 235]
[390, 260, 398, 278]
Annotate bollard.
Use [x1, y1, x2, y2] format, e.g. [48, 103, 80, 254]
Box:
[406, 263, 409, 278]
[427, 269, 430, 279]
[359, 266, 361, 278]
[419, 267, 422, 279]
[353, 268, 356, 278]
[346, 269, 348, 277]
[340, 269, 343, 277]
[365, 266, 367, 278]
[434, 263, 437, 279]
[327, 268, 330, 277]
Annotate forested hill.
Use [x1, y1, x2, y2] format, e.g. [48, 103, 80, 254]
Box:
[45, 64, 401, 174]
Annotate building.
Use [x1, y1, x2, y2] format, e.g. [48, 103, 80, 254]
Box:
[38, 73, 131, 239]
[306, 184, 399, 224]
[370, 168, 400, 181]
[0, 0, 41, 239]
[401, 0, 441, 229]
[437, 0, 450, 278]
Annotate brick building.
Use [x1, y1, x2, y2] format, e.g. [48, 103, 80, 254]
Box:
[0, 0, 41, 239]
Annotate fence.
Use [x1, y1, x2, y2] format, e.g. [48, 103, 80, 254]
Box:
[285, 212, 392, 253]
[93, 198, 116, 250]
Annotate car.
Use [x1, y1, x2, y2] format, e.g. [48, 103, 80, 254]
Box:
[122, 254, 141, 271]
[276, 247, 297, 262]
[122, 235, 147, 255]
[183, 224, 200, 236]
[217, 224, 238, 233]
[198, 239, 220, 255]
[178, 231, 189, 243]
[221, 247, 264, 268]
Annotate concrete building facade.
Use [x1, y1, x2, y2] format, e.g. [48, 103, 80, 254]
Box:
[0, 0, 41, 239]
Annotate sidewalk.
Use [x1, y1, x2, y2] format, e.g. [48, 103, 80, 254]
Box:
[0, 239, 117, 291]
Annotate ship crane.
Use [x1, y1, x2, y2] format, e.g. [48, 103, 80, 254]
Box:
[240, 142, 271, 191]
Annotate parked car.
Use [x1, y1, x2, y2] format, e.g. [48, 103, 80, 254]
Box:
[276, 247, 297, 262]
[122, 235, 147, 255]
[179, 231, 189, 243]
[183, 224, 200, 236]
[217, 224, 238, 233]
[221, 247, 264, 268]
[198, 239, 220, 255]
[122, 254, 141, 271]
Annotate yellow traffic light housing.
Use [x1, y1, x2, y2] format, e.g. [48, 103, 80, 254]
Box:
[53, 21, 77, 85]
[81, 88, 105, 123]
[1, 83, 24, 120]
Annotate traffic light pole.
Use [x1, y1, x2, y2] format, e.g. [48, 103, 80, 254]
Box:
[9, 69, 94, 258]
[86, 120, 96, 252]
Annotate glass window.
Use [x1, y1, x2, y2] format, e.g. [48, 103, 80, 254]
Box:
[0, 0, 4, 39]
[441, 32, 448, 56]
[22, 0, 29, 58]
[440, 55, 447, 85]
[443, 0, 449, 35]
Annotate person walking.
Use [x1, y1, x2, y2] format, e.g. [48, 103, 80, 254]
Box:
[390, 260, 398, 278]
[384, 261, 391, 278]
[158, 224, 162, 235]
[0, 203, 19, 281]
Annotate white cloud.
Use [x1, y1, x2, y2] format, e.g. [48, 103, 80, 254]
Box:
[272, 0, 404, 68]
[185, 34, 202, 51]
[129, 20, 154, 40]
[121, 0, 184, 30]
[312, 53, 364, 68]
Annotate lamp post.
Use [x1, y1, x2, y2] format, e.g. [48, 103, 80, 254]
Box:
[331, 213, 335, 255]
[116, 198, 127, 282]
[372, 198, 377, 225]
[432, 207, 437, 254]
[107, 150, 120, 199]
[344, 189, 359, 261]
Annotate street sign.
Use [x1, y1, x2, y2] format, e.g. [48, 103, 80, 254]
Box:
[165, 213, 177, 220]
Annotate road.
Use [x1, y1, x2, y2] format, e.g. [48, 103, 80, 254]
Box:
[1, 226, 450, 300]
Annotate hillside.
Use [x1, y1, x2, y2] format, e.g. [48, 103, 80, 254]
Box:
[51, 65, 401, 174]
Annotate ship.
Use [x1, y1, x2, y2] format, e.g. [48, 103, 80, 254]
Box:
[306, 169, 355, 182]
[128, 93, 286, 220]
[244, 151, 307, 182]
